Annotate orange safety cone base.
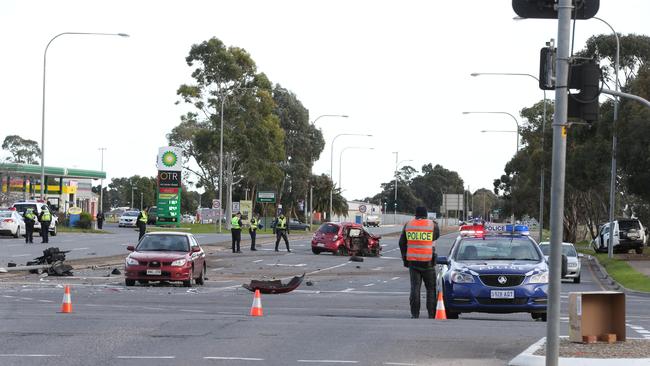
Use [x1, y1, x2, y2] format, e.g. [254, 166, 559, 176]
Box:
[60, 285, 72, 313]
[434, 291, 446, 320]
[250, 289, 263, 317]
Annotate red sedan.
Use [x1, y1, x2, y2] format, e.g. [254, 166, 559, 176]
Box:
[311, 222, 381, 256]
[124, 232, 206, 287]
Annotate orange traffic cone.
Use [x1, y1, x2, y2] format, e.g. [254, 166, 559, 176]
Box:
[434, 291, 446, 320]
[250, 289, 263, 317]
[60, 285, 72, 313]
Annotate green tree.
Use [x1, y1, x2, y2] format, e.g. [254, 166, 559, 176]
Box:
[308, 174, 347, 221]
[107, 176, 156, 209]
[2, 135, 41, 164]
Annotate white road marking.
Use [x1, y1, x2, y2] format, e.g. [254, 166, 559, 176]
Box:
[379, 256, 400, 260]
[212, 267, 225, 271]
[117, 356, 176, 359]
[71, 247, 90, 251]
[180, 309, 205, 313]
[384, 248, 400, 253]
[298, 360, 358, 364]
[204, 356, 264, 361]
[0, 354, 61, 357]
[636, 330, 650, 334]
[363, 283, 375, 287]
[38, 300, 54, 303]
[266, 263, 306, 267]
[307, 262, 348, 275]
[253, 259, 263, 263]
[384, 363, 417, 366]
[390, 277, 400, 281]
[6, 244, 22, 247]
[10, 254, 30, 257]
[341, 288, 355, 292]
[371, 267, 384, 271]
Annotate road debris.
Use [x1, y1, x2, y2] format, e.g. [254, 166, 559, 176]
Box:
[243, 273, 305, 294]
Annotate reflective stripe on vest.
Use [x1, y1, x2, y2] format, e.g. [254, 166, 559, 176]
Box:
[277, 217, 286, 229]
[250, 218, 258, 230]
[139, 212, 148, 223]
[231, 217, 240, 229]
[405, 219, 435, 262]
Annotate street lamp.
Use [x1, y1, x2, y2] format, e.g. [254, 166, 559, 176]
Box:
[98, 147, 107, 213]
[40, 32, 129, 199]
[393, 152, 413, 225]
[131, 186, 137, 210]
[311, 114, 348, 125]
[339, 146, 374, 189]
[471, 71, 548, 242]
[463, 111, 520, 152]
[329, 133, 372, 221]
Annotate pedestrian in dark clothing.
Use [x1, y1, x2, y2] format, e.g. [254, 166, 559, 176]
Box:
[39, 206, 53, 244]
[399, 206, 440, 319]
[23, 208, 36, 244]
[231, 212, 243, 253]
[136, 207, 148, 241]
[96, 212, 105, 230]
[249, 213, 259, 251]
[274, 214, 291, 252]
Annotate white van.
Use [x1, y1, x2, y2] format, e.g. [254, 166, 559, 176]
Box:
[591, 219, 644, 254]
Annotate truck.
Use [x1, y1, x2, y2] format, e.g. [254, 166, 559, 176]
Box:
[364, 215, 381, 227]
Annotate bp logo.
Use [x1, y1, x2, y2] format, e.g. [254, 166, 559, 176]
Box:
[161, 151, 178, 167]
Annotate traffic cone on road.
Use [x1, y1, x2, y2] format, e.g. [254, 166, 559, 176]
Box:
[434, 291, 446, 320]
[60, 285, 72, 313]
[250, 289, 263, 317]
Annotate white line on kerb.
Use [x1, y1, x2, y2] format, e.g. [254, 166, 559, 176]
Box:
[297, 360, 358, 364]
[0, 354, 61, 357]
[117, 356, 176, 359]
[204, 356, 264, 361]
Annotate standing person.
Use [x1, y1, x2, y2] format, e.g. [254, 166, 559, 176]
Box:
[23, 208, 36, 244]
[399, 206, 440, 319]
[96, 211, 105, 230]
[249, 213, 259, 251]
[274, 213, 291, 252]
[231, 212, 242, 253]
[39, 205, 52, 244]
[136, 206, 148, 241]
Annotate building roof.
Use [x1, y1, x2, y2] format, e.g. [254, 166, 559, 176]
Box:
[0, 163, 106, 180]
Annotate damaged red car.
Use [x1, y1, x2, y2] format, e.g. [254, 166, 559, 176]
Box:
[311, 222, 381, 256]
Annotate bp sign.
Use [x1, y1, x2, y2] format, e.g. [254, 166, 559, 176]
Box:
[156, 146, 183, 226]
[256, 191, 276, 203]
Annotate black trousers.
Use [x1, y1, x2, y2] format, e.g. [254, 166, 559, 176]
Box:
[409, 266, 436, 318]
[25, 224, 34, 243]
[249, 230, 257, 250]
[97, 220, 103, 229]
[41, 222, 50, 243]
[138, 224, 146, 241]
[275, 230, 290, 251]
[231, 229, 241, 252]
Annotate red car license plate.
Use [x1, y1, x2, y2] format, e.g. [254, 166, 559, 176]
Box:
[146, 269, 162, 275]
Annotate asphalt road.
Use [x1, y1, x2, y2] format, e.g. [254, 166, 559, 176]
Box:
[1, 231, 649, 365]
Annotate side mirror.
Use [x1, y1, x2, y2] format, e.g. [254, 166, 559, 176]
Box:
[191, 246, 202, 253]
[436, 256, 449, 265]
[127, 245, 135, 251]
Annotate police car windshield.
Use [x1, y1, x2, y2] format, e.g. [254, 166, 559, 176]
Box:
[454, 237, 541, 262]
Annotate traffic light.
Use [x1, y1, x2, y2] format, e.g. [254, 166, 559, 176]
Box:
[539, 45, 556, 90]
[567, 59, 601, 123]
[512, 0, 600, 19]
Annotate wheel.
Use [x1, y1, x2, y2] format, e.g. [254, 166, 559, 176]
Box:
[125, 279, 135, 286]
[636, 247, 643, 254]
[337, 245, 349, 256]
[13, 227, 19, 238]
[51, 226, 57, 236]
[312, 248, 321, 255]
[195, 265, 205, 285]
[532, 313, 547, 321]
[183, 270, 193, 287]
[138, 280, 149, 285]
[573, 275, 581, 284]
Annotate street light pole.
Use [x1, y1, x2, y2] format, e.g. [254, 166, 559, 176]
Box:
[592, 17, 620, 260]
[131, 186, 137, 210]
[329, 133, 371, 221]
[98, 147, 106, 213]
[40, 32, 129, 200]
[463, 111, 520, 152]
[470, 71, 549, 243]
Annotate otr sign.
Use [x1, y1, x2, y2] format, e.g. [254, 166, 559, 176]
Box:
[158, 171, 181, 188]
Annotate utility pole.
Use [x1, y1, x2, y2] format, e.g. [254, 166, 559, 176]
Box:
[98, 147, 106, 213]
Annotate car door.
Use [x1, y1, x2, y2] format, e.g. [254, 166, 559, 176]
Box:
[188, 235, 204, 276]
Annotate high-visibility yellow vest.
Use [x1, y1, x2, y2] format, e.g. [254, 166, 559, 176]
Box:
[25, 211, 36, 220]
[139, 211, 148, 223]
[231, 216, 241, 229]
[41, 212, 52, 222]
[276, 217, 287, 230]
[250, 218, 258, 230]
[405, 219, 435, 262]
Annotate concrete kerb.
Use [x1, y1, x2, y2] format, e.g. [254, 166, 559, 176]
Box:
[509, 337, 650, 366]
[586, 253, 650, 298]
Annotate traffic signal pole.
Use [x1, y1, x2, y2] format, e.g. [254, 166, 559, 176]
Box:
[546, 0, 572, 364]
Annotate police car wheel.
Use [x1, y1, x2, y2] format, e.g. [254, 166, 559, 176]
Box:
[51, 226, 57, 236]
[573, 275, 581, 284]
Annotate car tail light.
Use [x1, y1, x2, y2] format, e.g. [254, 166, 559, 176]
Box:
[3, 219, 13, 223]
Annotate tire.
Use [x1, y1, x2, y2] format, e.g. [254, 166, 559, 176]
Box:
[125, 279, 135, 286]
[532, 312, 547, 322]
[636, 247, 643, 254]
[51, 226, 57, 236]
[13, 227, 19, 238]
[337, 245, 348, 256]
[573, 275, 581, 284]
[195, 265, 205, 286]
[138, 280, 149, 285]
[183, 269, 193, 287]
[312, 248, 321, 255]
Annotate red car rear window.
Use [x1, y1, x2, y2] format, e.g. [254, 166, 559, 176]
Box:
[318, 224, 339, 234]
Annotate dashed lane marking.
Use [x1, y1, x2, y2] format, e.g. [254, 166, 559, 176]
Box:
[252, 259, 263, 263]
[371, 267, 384, 271]
[363, 284, 375, 287]
[180, 309, 206, 313]
[379, 257, 400, 260]
[390, 277, 400, 281]
[384, 363, 417, 366]
[341, 288, 355, 292]
[10, 254, 30, 257]
[266, 263, 306, 267]
[71, 247, 90, 251]
[204, 357, 264, 361]
[297, 360, 358, 364]
[0, 354, 61, 357]
[117, 356, 176, 359]
[627, 323, 650, 339]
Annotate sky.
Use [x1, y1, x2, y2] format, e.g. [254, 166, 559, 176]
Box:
[1, 0, 649, 203]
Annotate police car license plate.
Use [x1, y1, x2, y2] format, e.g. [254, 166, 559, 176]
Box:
[146, 269, 161, 275]
[490, 290, 514, 299]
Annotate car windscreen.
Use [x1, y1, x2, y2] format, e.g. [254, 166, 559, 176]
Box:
[318, 223, 339, 234]
[12, 204, 37, 214]
[619, 220, 640, 231]
[124, 212, 139, 217]
[454, 237, 542, 261]
[136, 235, 189, 251]
[0, 212, 13, 218]
[539, 245, 550, 256]
[539, 244, 577, 257]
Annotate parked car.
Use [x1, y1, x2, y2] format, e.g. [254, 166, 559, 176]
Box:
[124, 232, 206, 287]
[181, 214, 196, 224]
[11, 200, 58, 236]
[311, 222, 382, 256]
[591, 219, 645, 254]
[364, 215, 381, 227]
[0, 209, 26, 238]
[271, 218, 311, 231]
[147, 206, 158, 224]
[538, 242, 583, 283]
[119, 211, 140, 227]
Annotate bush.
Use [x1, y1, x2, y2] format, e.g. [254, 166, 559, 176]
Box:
[77, 212, 93, 229]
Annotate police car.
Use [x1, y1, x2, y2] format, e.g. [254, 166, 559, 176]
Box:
[436, 223, 548, 321]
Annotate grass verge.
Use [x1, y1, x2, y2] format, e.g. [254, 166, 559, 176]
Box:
[576, 241, 650, 293]
[57, 227, 110, 234]
[146, 223, 314, 235]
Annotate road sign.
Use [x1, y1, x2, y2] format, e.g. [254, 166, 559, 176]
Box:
[212, 199, 221, 209]
[232, 201, 240, 212]
[257, 191, 276, 203]
[359, 204, 367, 213]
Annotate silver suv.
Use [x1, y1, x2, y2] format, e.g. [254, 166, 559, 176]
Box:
[11, 200, 58, 237]
[592, 219, 645, 254]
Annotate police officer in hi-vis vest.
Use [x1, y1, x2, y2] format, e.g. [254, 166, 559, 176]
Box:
[23, 208, 36, 244]
[136, 206, 148, 241]
[39, 206, 53, 244]
[231, 212, 243, 253]
[274, 213, 291, 252]
[399, 206, 440, 318]
[249, 213, 259, 251]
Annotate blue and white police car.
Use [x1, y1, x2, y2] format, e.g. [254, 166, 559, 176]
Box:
[436, 223, 548, 321]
